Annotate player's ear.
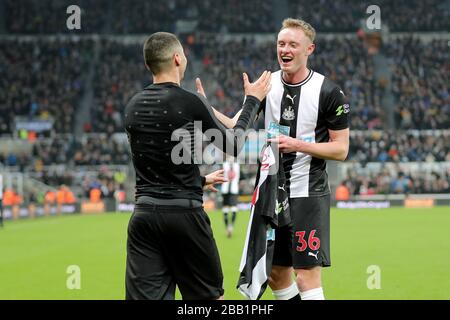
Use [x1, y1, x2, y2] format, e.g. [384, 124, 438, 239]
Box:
[306, 43, 315, 56]
[174, 53, 181, 66]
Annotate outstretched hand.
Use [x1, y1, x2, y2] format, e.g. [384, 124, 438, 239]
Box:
[204, 169, 228, 192]
[243, 70, 272, 101]
[196, 77, 207, 99]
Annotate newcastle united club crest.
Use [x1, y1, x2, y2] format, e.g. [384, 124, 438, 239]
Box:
[282, 106, 295, 121]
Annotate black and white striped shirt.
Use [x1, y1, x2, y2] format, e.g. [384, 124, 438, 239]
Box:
[262, 70, 350, 198]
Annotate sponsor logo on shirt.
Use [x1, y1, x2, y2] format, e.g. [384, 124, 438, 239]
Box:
[266, 227, 275, 241]
[267, 121, 290, 138]
[336, 104, 350, 116]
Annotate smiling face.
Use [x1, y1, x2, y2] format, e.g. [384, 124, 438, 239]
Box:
[277, 27, 315, 76]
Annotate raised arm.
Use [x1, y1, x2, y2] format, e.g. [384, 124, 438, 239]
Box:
[196, 77, 244, 129]
[212, 108, 242, 129]
[192, 71, 272, 156]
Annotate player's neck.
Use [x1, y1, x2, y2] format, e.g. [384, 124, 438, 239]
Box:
[153, 71, 181, 86]
[282, 67, 310, 85]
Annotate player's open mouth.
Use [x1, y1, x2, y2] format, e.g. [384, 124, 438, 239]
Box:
[281, 56, 293, 64]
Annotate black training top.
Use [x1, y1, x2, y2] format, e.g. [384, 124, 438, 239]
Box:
[124, 82, 260, 202]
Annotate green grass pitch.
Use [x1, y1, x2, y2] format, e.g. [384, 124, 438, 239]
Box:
[0, 207, 449, 300]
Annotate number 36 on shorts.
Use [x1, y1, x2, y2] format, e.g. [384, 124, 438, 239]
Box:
[295, 229, 321, 252]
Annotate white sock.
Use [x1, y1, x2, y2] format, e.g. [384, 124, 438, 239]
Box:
[272, 282, 299, 300]
[300, 287, 325, 300]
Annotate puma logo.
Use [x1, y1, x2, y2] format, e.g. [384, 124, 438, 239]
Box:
[278, 184, 286, 192]
[340, 90, 345, 96]
[286, 94, 296, 105]
[308, 251, 319, 260]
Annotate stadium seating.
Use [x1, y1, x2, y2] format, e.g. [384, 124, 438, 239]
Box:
[4, 0, 108, 34]
[0, 38, 92, 134]
[341, 163, 450, 195]
[349, 130, 450, 163]
[4, 0, 449, 34]
[91, 40, 148, 133]
[0, 1, 449, 203]
[289, 0, 450, 32]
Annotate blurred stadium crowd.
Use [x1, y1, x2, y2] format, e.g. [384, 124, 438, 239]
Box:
[0, 0, 449, 205]
[4, 0, 449, 33]
[342, 169, 450, 195]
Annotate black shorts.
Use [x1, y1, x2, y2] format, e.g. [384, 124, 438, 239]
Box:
[272, 194, 331, 269]
[222, 194, 238, 207]
[125, 204, 224, 300]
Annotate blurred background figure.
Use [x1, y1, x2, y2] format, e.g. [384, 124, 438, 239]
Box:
[221, 157, 240, 237]
[44, 190, 56, 217]
[335, 182, 350, 201]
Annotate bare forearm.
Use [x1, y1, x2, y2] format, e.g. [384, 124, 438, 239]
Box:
[297, 140, 348, 161]
[272, 129, 349, 161]
[212, 107, 242, 129]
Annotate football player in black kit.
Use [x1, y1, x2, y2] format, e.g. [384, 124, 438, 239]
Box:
[124, 32, 271, 300]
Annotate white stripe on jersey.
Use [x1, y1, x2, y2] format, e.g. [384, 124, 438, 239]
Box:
[221, 161, 240, 194]
[264, 71, 283, 130]
[289, 72, 324, 197]
[264, 70, 325, 198]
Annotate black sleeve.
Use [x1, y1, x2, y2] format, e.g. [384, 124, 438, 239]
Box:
[320, 82, 350, 130]
[200, 176, 206, 186]
[257, 98, 266, 118]
[190, 93, 261, 156]
[254, 98, 266, 130]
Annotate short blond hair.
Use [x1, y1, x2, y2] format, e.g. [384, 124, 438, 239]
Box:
[281, 18, 316, 43]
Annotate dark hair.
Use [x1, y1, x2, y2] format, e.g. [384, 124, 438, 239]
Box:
[143, 32, 182, 75]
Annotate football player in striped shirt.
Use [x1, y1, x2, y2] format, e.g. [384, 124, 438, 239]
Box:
[199, 18, 350, 300]
[263, 18, 350, 301]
